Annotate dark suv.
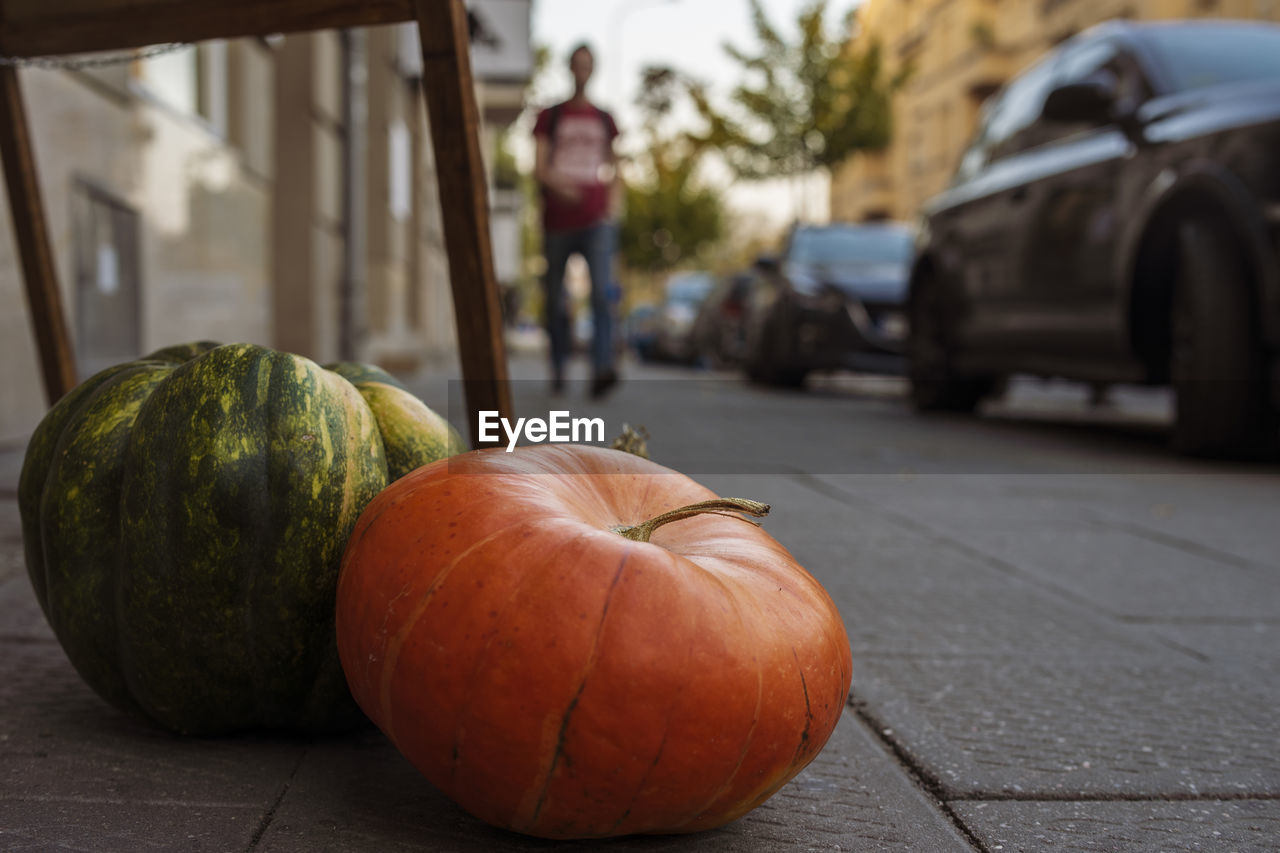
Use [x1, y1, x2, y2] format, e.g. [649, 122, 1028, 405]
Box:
[909, 19, 1280, 456]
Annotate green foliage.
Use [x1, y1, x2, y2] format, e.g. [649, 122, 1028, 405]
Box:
[619, 66, 725, 274]
[619, 142, 724, 273]
[691, 0, 909, 180]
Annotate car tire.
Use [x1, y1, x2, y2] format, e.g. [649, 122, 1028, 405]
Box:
[745, 309, 807, 388]
[908, 271, 996, 413]
[1170, 218, 1270, 458]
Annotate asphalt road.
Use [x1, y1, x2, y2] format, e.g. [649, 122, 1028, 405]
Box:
[2, 352, 1277, 851]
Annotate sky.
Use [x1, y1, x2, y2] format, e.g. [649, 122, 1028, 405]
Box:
[527, 0, 865, 235]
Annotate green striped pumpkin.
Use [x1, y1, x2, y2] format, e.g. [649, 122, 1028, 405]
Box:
[19, 342, 461, 736]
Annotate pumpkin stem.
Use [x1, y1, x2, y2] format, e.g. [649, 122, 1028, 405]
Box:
[613, 498, 770, 543]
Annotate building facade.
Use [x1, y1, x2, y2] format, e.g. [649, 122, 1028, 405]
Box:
[1, 12, 530, 444]
[830, 0, 1280, 223]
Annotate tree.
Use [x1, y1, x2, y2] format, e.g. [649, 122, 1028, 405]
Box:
[617, 66, 725, 278]
[689, 0, 907, 182]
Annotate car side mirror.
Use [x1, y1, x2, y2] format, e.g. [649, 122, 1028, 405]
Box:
[754, 254, 780, 274]
[1041, 72, 1117, 124]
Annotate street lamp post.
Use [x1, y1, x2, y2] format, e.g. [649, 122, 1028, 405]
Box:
[608, 0, 681, 115]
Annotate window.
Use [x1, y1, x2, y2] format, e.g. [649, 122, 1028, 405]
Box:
[137, 45, 198, 114]
[983, 55, 1058, 161]
[389, 119, 412, 222]
[135, 42, 228, 134]
[198, 42, 229, 135]
[73, 182, 142, 379]
[951, 52, 1060, 184]
[1143, 23, 1280, 92]
[790, 226, 914, 267]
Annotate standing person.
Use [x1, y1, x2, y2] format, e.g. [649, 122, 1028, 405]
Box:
[533, 43, 621, 398]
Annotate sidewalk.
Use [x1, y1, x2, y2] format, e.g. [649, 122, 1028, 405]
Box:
[0, 432, 969, 852]
[3, 349, 1278, 851]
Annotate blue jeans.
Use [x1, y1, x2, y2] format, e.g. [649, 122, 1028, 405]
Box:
[542, 221, 616, 379]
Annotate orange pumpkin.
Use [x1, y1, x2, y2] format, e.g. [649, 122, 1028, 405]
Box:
[335, 444, 852, 839]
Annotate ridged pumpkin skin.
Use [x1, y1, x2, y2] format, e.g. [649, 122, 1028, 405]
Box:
[325, 362, 464, 480]
[19, 342, 457, 736]
[336, 444, 852, 839]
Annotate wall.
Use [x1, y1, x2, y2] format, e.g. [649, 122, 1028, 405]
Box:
[1, 45, 272, 444]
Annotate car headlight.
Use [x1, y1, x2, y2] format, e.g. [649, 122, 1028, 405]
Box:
[879, 311, 908, 341]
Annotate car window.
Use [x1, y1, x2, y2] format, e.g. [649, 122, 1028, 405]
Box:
[952, 94, 1003, 185]
[666, 273, 714, 305]
[951, 53, 1058, 182]
[789, 228, 914, 267]
[984, 55, 1059, 162]
[1143, 23, 1280, 92]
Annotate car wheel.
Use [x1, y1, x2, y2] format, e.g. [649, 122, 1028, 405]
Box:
[908, 271, 996, 413]
[745, 309, 807, 388]
[1170, 218, 1270, 457]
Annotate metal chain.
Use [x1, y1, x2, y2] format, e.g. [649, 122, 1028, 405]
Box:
[0, 42, 191, 70]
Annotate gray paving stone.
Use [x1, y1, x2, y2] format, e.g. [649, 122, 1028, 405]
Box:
[0, 573, 49, 640]
[0, 498, 22, 587]
[854, 656, 1280, 799]
[796, 530, 1158, 660]
[257, 711, 973, 852]
[952, 799, 1280, 852]
[0, 631, 306, 788]
[696, 475, 1162, 661]
[1075, 472, 1280, 570]
[1151, 622, 1280, 674]
[0, 582, 307, 850]
[929, 521, 1280, 622]
[0, 799, 264, 852]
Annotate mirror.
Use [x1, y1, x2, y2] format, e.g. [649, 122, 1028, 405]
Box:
[753, 254, 780, 274]
[1041, 70, 1118, 124]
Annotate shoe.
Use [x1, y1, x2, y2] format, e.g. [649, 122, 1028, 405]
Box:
[550, 375, 565, 396]
[590, 368, 619, 399]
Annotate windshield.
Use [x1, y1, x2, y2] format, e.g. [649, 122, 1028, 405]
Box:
[1144, 23, 1280, 92]
[665, 273, 714, 304]
[790, 227, 914, 267]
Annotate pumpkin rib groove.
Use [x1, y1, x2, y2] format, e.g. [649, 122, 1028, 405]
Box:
[527, 544, 632, 832]
[443, 522, 586, 791]
[41, 363, 174, 718]
[792, 647, 815, 761]
[379, 515, 534, 742]
[603, 557, 699, 836]
[21, 362, 144, 617]
[245, 352, 278, 724]
[674, 561, 765, 832]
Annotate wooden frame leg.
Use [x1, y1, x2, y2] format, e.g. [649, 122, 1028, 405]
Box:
[414, 0, 513, 449]
[0, 65, 77, 405]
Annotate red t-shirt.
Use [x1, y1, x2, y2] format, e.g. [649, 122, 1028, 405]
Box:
[533, 100, 619, 231]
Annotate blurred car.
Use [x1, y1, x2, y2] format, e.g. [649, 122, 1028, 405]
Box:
[690, 270, 756, 369]
[908, 19, 1280, 457]
[625, 302, 659, 361]
[743, 222, 915, 387]
[652, 271, 716, 363]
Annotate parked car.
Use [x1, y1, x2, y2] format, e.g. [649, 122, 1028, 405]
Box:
[743, 222, 914, 387]
[625, 302, 659, 361]
[909, 19, 1280, 457]
[690, 270, 756, 369]
[652, 271, 716, 363]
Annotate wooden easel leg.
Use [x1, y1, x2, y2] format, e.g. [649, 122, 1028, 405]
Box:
[0, 66, 77, 405]
[413, 0, 513, 449]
